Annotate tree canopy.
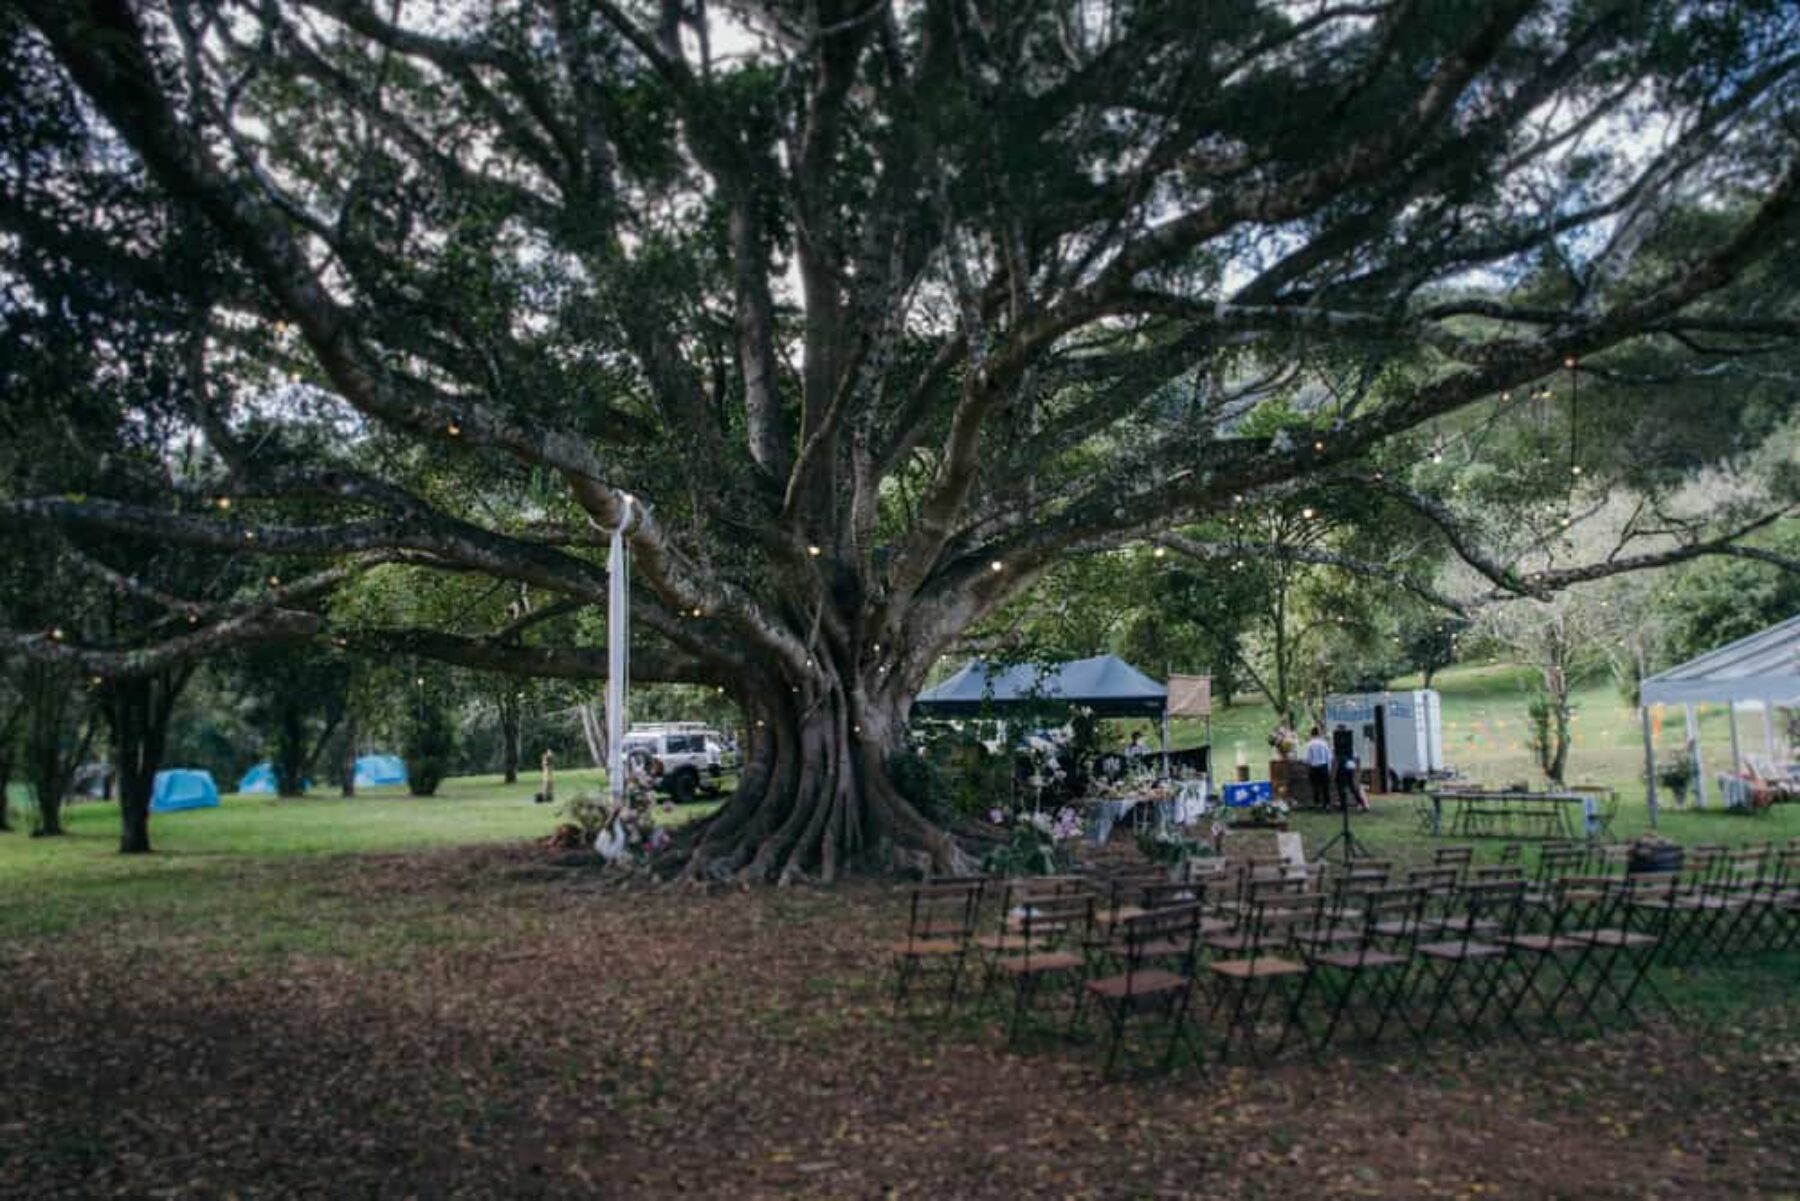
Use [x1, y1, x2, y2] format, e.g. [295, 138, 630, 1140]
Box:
[4, 1, 1800, 877]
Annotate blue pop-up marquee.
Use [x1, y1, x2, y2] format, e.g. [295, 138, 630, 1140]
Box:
[151, 769, 219, 813]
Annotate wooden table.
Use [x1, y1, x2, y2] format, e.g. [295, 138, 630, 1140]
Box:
[1427, 789, 1598, 840]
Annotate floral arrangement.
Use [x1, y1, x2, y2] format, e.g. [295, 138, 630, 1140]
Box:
[1135, 826, 1218, 867]
[1089, 778, 1170, 802]
[1242, 798, 1291, 826]
[558, 788, 675, 864]
[1267, 724, 1298, 759]
[981, 806, 1083, 876]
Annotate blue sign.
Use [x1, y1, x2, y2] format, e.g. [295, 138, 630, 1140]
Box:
[1222, 781, 1273, 808]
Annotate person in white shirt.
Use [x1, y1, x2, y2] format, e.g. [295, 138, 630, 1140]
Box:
[1125, 731, 1147, 773]
[1303, 727, 1332, 809]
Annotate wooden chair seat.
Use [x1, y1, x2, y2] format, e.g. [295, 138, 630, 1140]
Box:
[1117, 935, 1195, 959]
[1291, 926, 1362, 946]
[890, 938, 962, 957]
[1677, 895, 1745, 912]
[1498, 933, 1582, 953]
[1564, 927, 1657, 948]
[1092, 905, 1147, 928]
[997, 951, 1084, 976]
[1086, 968, 1187, 999]
[1373, 917, 1442, 938]
[1208, 955, 1307, 979]
[1314, 947, 1407, 970]
[970, 931, 1052, 952]
[1203, 930, 1286, 952]
[1415, 938, 1506, 960]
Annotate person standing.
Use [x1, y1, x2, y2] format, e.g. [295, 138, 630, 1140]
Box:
[1302, 727, 1332, 810]
[537, 749, 556, 805]
[1126, 731, 1147, 774]
[1332, 724, 1369, 812]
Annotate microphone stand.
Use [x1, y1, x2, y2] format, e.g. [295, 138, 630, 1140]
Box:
[1314, 765, 1376, 868]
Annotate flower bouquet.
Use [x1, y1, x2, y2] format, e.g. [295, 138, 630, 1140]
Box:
[981, 806, 1083, 876]
[1234, 797, 1291, 828]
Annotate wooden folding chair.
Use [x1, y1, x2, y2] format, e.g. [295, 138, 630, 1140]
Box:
[1432, 846, 1475, 883]
[1711, 844, 1778, 954]
[997, 893, 1096, 1046]
[969, 877, 1084, 1000]
[1411, 881, 1524, 1046]
[1525, 844, 1588, 910]
[891, 880, 984, 1014]
[1291, 885, 1426, 1057]
[1205, 896, 1316, 1062]
[1494, 874, 1613, 1037]
[1550, 874, 1675, 1027]
[1075, 902, 1207, 1076]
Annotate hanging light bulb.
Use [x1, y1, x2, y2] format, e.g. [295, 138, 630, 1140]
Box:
[1152, 546, 1166, 558]
[989, 560, 1003, 572]
[216, 496, 232, 511]
[807, 545, 822, 556]
[1301, 507, 1315, 520]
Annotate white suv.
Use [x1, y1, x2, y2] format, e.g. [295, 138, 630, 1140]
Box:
[621, 724, 736, 803]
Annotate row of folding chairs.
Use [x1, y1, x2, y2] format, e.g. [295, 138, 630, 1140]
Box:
[889, 858, 1799, 1076]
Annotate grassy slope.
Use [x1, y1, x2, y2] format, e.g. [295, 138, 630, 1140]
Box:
[1153, 657, 1762, 797]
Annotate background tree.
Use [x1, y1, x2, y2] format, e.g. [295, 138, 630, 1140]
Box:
[394, 666, 458, 798]
[0, 675, 22, 832]
[8, 1, 1800, 878]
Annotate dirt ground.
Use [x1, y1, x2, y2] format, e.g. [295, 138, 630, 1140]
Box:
[2, 844, 1796, 1199]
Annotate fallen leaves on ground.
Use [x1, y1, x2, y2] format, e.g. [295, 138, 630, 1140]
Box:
[1, 844, 1796, 1199]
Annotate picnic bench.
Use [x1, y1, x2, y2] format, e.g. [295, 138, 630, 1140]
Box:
[1425, 788, 1614, 840]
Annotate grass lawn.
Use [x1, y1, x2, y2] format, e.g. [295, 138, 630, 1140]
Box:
[0, 769, 721, 944]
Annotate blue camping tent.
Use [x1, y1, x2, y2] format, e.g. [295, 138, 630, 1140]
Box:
[151, 769, 219, 813]
[913, 653, 1168, 718]
[353, 754, 408, 788]
[237, 763, 309, 794]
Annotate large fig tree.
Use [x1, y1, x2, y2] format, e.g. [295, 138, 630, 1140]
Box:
[6, 1, 1800, 878]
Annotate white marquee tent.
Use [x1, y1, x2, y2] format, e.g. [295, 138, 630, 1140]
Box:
[1639, 613, 1800, 817]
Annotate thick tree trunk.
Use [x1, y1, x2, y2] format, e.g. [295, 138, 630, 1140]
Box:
[0, 751, 12, 832]
[275, 704, 307, 797]
[23, 664, 91, 838]
[32, 789, 65, 837]
[119, 791, 151, 854]
[341, 710, 357, 797]
[109, 670, 188, 855]
[500, 694, 521, 785]
[675, 647, 970, 884]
